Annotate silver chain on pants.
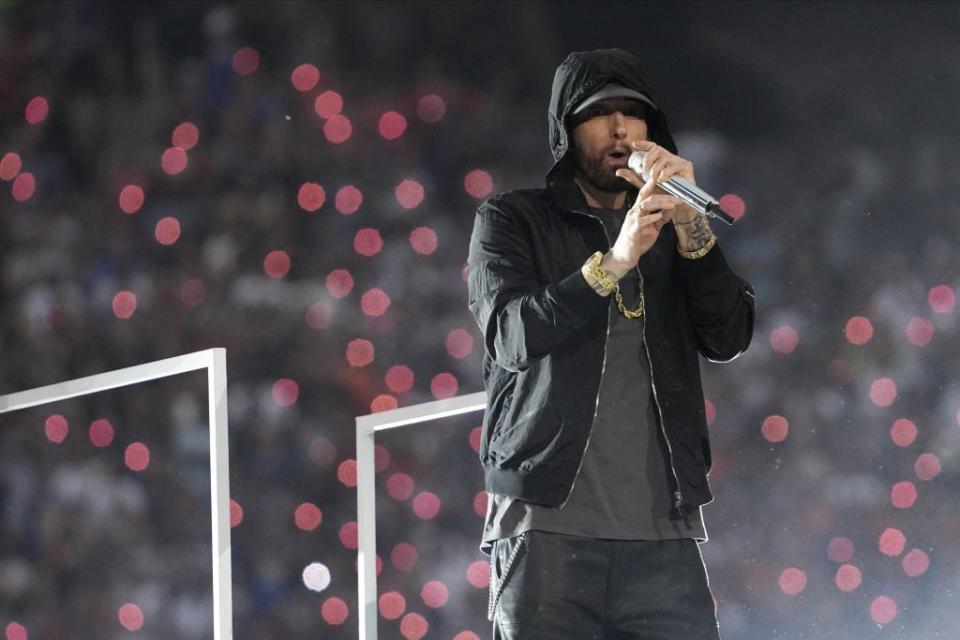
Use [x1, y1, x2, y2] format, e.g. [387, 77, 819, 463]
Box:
[487, 532, 527, 621]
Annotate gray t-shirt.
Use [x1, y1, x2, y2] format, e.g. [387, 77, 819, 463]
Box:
[481, 206, 706, 549]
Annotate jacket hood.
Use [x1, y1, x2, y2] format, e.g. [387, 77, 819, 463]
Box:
[547, 48, 678, 185]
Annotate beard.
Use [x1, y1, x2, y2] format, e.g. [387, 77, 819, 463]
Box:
[572, 138, 626, 193]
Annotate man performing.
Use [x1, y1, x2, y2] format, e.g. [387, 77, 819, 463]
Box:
[467, 49, 756, 639]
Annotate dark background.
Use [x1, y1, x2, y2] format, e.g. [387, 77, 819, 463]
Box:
[2, 1, 959, 638]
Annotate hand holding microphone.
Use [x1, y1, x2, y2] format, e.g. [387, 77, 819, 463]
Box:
[620, 140, 735, 225]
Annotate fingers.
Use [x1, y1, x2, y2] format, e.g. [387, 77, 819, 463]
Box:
[615, 168, 644, 190]
[635, 211, 663, 229]
[629, 140, 695, 185]
[631, 194, 682, 214]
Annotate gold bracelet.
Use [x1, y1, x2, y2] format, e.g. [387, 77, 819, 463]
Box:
[678, 235, 717, 260]
[584, 252, 644, 319]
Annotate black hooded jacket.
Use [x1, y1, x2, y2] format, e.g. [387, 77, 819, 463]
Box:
[467, 49, 755, 512]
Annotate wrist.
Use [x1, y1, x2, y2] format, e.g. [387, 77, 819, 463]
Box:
[602, 251, 633, 279]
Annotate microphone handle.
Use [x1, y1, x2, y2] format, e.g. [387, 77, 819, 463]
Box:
[627, 151, 735, 225]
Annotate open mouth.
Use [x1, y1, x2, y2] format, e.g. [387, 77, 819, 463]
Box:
[606, 149, 629, 164]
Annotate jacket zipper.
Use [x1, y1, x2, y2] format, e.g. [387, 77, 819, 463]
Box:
[559, 212, 612, 508]
[636, 267, 687, 524]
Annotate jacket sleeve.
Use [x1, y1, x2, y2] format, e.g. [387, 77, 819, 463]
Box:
[675, 241, 756, 363]
[467, 197, 607, 372]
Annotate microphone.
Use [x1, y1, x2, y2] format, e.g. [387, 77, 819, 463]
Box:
[627, 151, 735, 225]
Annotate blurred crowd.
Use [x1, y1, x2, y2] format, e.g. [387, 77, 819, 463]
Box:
[1, 2, 959, 639]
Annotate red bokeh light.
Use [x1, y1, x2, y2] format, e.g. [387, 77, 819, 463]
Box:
[915, 452, 941, 480]
[391, 542, 418, 571]
[378, 591, 406, 620]
[326, 269, 354, 298]
[409, 226, 438, 255]
[473, 490, 488, 517]
[181, 278, 207, 307]
[172, 122, 199, 150]
[161, 147, 188, 175]
[464, 169, 494, 199]
[454, 633, 481, 640]
[417, 94, 446, 123]
[339, 521, 358, 549]
[386, 365, 415, 393]
[870, 596, 897, 625]
[112, 291, 138, 319]
[827, 536, 854, 563]
[905, 316, 934, 347]
[777, 567, 807, 595]
[155, 216, 181, 245]
[928, 284, 955, 314]
[890, 418, 917, 447]
[298, 182, 326, 212]
[315, 91, 344, 119]
[878, 527, 906, 556]
[25, 96, 49, 124]
[263, 250, 291, 279]
[118, 185, 145, 214]
[125, 442, 150, 472]
[354, 228, 383, 256]
[361, 289, 391, 317]
[5, 622, 27, 640]
[335, 185, 363, 214]
[413, 492, 441, 520]
[346, 338, 375, 367]
[704, 399, 717, 426]
[0, 152, 22, 181]
[400, 613, 429, 640]
[45, 414, 68, 444]
[870, 377, 897, 407]
[272, 378, 299, 406]
[294, 502, 323, 531]
[291, 63, 321, 92]
[466, 561, 490, 588]
[769, 325, 799, 354]
[230, 499, 244, 527]
[305, 301, 333, 329]
[844, 316, 873, 345]
[338, 459, 358, 487]
[890, 481, 917, 509]
[421, 580, 449, 608]
[89, 419, 114, 447]
[718, 193, 746, 221]
[446, 328, 474, 359]
[11, 172, 35, 201]
[232, 47, 259, 75]
[835, 564, 861, 592]
[321, 597, 349, 625]
[118, 603, 144, 631]
[761, 415, 789, 443]
[395, 179, 425, 209]
[431, 372, 459, 399]
[371, 394, 398, 413]
[324, 114, 353, 143]
[387, 473, 415, 500]
[902, 548, 930, 577]
[378, 111, 408, 140]
[469, 427, 482, 453]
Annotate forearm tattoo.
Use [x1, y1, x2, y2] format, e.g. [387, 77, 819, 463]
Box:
[683, 214, 715, 251]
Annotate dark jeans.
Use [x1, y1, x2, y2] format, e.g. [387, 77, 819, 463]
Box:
[490, 531, 721, 640]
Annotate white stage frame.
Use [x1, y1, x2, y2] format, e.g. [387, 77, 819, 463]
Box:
[0, 348, 233, 640]
[356, 391, 488, 640]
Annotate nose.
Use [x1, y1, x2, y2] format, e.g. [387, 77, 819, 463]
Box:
[611, 112, 628, 139]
